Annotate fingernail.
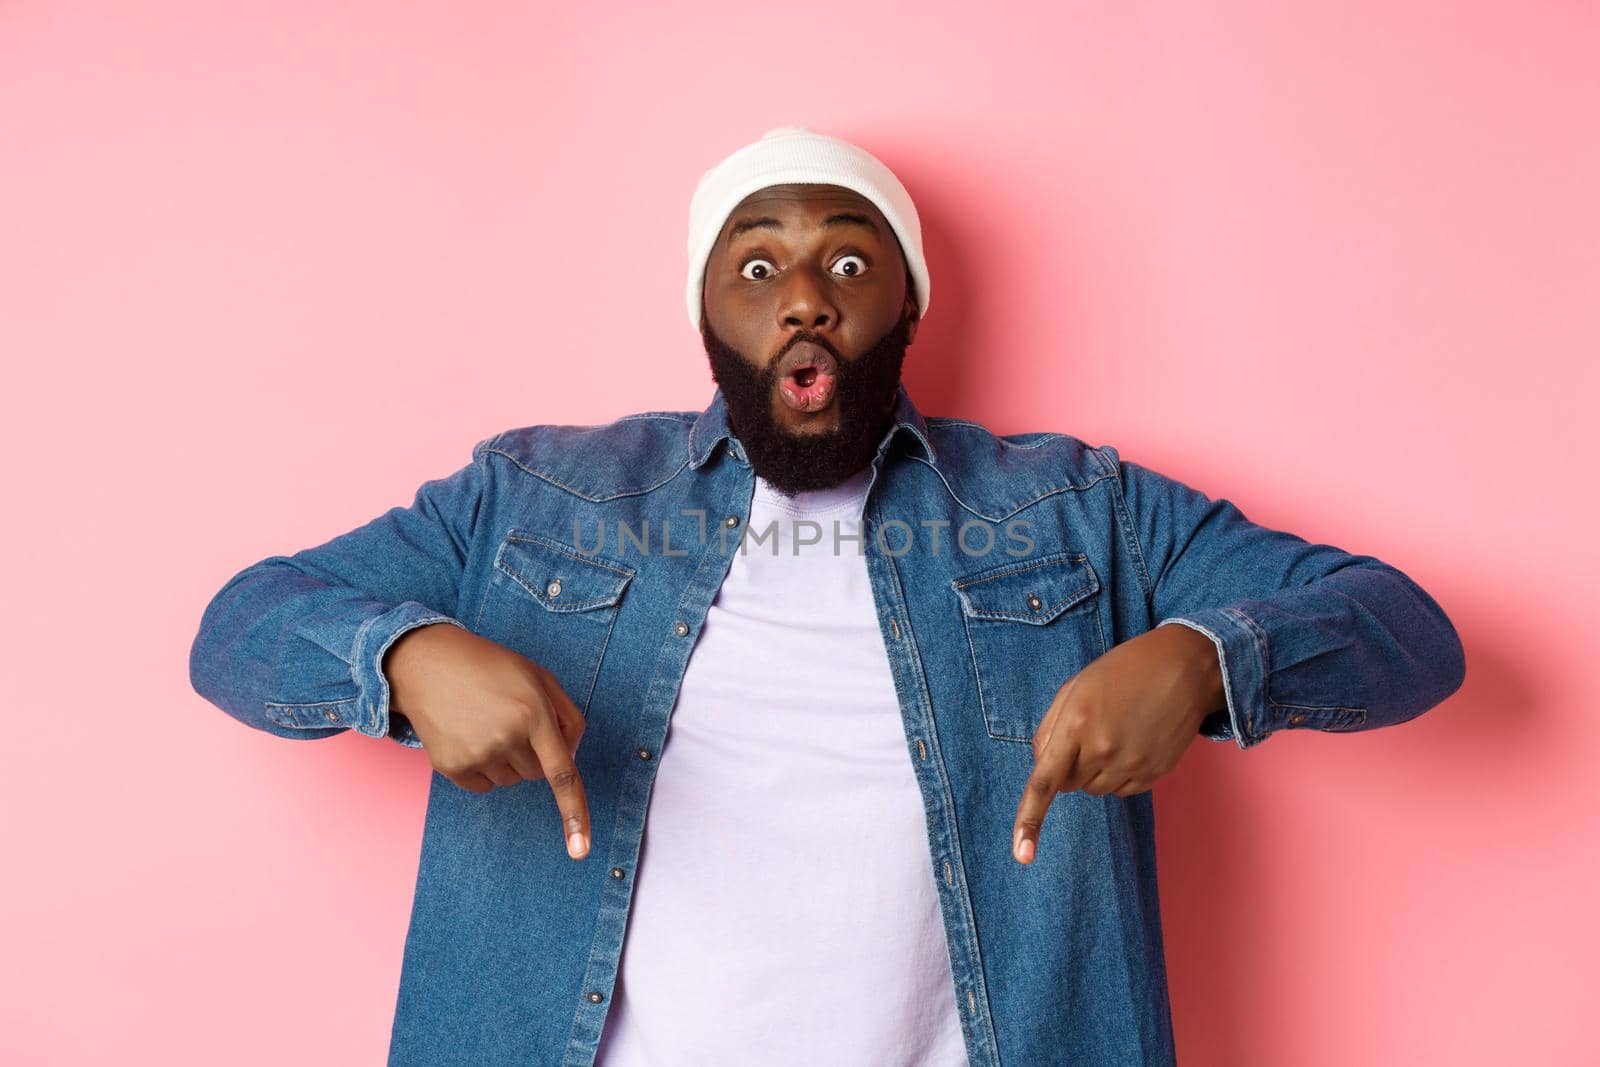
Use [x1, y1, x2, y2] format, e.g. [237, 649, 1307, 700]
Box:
[568, 831, 588, 858]
[1018, 838, 1035, 863]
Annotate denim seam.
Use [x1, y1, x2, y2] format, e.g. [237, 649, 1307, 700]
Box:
[958, 610, 1020, 742]
[1221, 606, 1273, 745]
[559, 491, 744, 1062]
[1157, 615, 1255, 748]
[480, 446, 693, 502]
[950, 549, 1091, 588]
[1229, 606, 1270, 742]
[504, 531, 636, 578]
[350, 609, 383, 735]
[262, 696, 359, 729]
[902, 454, 1117, 524]
[1099, 449, 1156, 604]
[869, 509, 1002, 1063]
[362, 608, 465, 738]
[928, 420, 1072, 452]
[952, 553, 1098, 624]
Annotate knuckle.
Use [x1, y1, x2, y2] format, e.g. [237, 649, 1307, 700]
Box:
[1082, 737, 1116, 761]
[546, 766, 580, 791]
[1025, 774, 1057, 799]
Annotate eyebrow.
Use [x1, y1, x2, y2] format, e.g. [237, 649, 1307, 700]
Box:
[726, 211, 881, 243]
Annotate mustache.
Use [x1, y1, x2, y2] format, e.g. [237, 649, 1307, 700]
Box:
[771, 332, 840, 370]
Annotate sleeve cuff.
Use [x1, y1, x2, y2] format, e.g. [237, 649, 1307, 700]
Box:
[351, 601, 466, 744]
[1156, 609, 1269, 749]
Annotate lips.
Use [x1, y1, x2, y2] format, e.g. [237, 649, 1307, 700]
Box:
[776, 341, 838, 414]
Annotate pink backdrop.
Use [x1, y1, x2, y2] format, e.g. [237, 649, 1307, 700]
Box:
[3, 2, 1595, 1063]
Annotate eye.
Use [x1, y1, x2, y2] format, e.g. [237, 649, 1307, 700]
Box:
[739, 258, 777, 281]
[832, 254, 868, 278]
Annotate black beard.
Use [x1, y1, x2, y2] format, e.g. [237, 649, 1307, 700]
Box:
[699, 312, 911, 498]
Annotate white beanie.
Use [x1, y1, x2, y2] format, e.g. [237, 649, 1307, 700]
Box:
[685, 125, 931, 332]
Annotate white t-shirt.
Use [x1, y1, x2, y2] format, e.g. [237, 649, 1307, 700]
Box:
[594, 465, 967, 1066]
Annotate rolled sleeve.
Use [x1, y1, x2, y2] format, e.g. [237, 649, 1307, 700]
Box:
[191, 436, 498, 745]
[351, 603, 467, 742]
[1107, 446, 1464, 750]
[1157, 610, 1266, 749]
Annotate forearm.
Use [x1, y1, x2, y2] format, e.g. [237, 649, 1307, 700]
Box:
[188, 554, 464, 741]
[1159, 556, 1465, 748]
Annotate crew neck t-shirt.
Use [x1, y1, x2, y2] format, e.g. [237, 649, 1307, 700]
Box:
[593, 465, 967, 1065]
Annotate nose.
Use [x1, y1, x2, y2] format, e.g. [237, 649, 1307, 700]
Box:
[776, 262, 838, 334]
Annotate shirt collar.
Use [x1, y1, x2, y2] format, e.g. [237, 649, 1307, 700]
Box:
[687, 380, 938, 471]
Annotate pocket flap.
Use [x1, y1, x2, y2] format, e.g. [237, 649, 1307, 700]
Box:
[494, 531, 634, 612]
[951, 551, 1099, 624]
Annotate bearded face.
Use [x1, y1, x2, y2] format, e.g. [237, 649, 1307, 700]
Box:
[700, 308, 913, 497]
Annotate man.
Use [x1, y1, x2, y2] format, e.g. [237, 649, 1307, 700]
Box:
[189, 125, 1465, 1066]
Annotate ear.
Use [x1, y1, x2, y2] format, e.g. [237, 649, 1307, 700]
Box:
[904, 297, 920, 346]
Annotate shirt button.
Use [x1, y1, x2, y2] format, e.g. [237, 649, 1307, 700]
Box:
[724, 515, 739, 527]
[547, 578, 561, 597]
[586, 991, 604, 1004]
[1026, 593, 1043, 612]
[609, 867, 625, 879]
[674, 621, 689, 637]
[637, 748, 653, 760]
[324, 709, 339, 722]
[1287, 713, 1307, 726]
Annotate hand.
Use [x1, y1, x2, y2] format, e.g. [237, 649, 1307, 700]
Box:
[1011, 623, 1224, 864]
[382, 622, 592, 860]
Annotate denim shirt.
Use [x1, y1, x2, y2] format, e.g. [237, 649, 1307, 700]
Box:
[189, 381, 1465, 1066]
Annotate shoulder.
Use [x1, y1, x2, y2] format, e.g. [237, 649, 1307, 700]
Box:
[473, 409, 699, 501]
[922, 416, 1121, 519]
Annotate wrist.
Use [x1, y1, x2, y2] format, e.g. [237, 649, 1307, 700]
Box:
[382, 622, 449, 715]
[1162, 621, 1228, 725]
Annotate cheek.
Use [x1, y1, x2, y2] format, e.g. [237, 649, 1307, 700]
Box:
[707, 289, 772, 346]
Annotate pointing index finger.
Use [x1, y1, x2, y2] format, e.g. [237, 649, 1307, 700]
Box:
[527, 696, 591, 860]
[1014, 735, 1077, 865]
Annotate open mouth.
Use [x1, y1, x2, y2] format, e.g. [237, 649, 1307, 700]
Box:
[777, 342, 838, 414]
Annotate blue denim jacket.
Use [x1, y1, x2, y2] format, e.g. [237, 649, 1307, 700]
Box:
[189, 382, 1465, 1066]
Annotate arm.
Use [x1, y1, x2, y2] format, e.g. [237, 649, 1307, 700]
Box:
[1104, 447, 1466, 749]
[187, 436, 497, 747]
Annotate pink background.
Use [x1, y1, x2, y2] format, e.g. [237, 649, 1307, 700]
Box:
[3, 2, 1595, 1063]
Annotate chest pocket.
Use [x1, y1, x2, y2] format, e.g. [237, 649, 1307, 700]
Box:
[951, 550, 1106, 743]
[475, 530, 635, 711]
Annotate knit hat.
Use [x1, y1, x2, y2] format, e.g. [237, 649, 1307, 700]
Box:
[685, 125, 931, 332]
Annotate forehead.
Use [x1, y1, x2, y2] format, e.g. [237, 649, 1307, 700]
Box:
[718, 183, 887, 240]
